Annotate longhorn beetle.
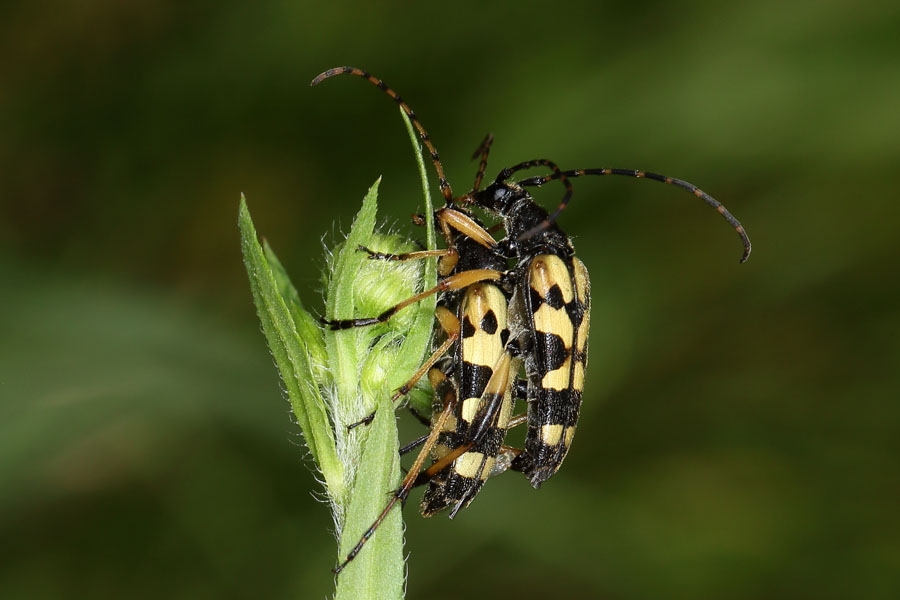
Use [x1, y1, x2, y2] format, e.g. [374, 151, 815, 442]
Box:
[311, 65, 752, 573]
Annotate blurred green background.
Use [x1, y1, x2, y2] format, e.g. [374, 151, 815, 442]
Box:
[2, 1, 898, 598]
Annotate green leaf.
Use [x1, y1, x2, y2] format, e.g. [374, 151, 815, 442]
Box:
[384, 108, 438, 392]
[263, 239, 329, 384]
[238, 196, 344, 498]
[323, 179, 382, 423]
[321, 180, 405, 596]
[327, 109, 438, 597]
[405, 378, 434, 418]
[241, 105, 438, 600]
[334, 396, 403, 600]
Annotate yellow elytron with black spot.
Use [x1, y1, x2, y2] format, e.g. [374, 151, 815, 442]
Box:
[349, 215, 524, 517]
[420, 252, 519, 517]
[509, 252, 590, 487]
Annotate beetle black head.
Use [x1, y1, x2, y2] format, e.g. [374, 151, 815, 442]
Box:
[470, 181, 525, 217]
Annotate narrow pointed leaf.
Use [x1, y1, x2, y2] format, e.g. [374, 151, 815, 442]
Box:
[386, 109, 438, 391]
[239, 196, 344, 497]
[324, 179, 382, 417]
[263, 240, 329, 383]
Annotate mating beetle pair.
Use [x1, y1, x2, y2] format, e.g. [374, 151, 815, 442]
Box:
[311, 66, 752, 574]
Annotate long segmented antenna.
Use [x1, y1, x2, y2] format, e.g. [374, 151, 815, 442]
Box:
[496, 159, 573, 203]
[517, 168, 752, 263]
[468, 143, 574, 223]
[470, 133, 494, 193]
[311, 67, 454, 204]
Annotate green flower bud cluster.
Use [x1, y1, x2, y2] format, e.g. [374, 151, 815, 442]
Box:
[240, 110, 435, 600]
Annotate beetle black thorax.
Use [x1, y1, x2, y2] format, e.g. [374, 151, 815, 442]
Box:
[474, 183, 574, 260]
[451, 222, 507, 274]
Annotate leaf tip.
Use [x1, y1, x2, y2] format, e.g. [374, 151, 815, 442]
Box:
[238, 194, 252, 228]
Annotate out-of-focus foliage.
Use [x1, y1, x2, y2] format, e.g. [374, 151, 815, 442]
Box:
[1, 1, 898, 598]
